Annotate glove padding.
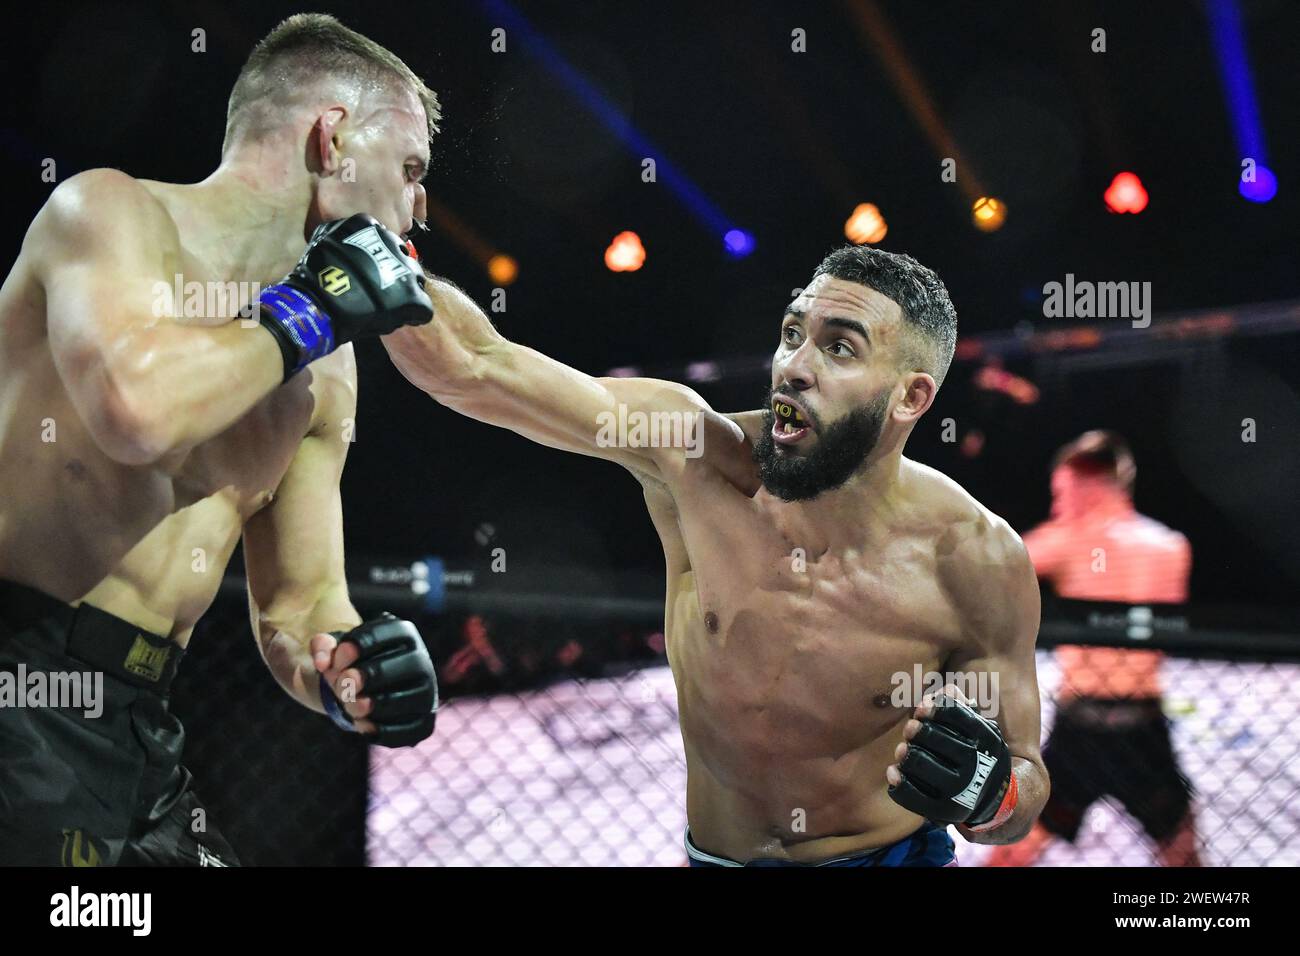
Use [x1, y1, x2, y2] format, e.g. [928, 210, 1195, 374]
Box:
[259, 214, 433, 378]
[888, 693, 1013, 828]
[324, 613, 438, 748]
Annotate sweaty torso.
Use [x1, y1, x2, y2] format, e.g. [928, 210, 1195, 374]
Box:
[642, 429, 981, 863]
[0, 179, 334, 645]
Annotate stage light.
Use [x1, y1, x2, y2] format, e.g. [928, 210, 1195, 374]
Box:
[484, 0, 738, 242]
[723, 229, 756, 258]
[488, 254, 518, 286]
[961, 429, 985, 458]
[845, 203, 888, 244]
[1207, 2, 1274, 207]
[686, 361, 721, 383]
[1239, 165, 1277, 203]
[971, 196, 1007, 232]
[605, 231, 646, 272]
[974, 365, 1040, 405]
[1104, 172, 1148, 213]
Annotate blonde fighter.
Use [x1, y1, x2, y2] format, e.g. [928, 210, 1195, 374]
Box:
[0, 15, 438, 866]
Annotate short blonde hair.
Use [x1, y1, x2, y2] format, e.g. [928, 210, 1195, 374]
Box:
[224, 13, 440, 152]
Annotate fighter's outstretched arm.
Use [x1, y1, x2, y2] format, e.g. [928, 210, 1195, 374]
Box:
[31, 169, 285, 466]
[382, 275, 748, 484]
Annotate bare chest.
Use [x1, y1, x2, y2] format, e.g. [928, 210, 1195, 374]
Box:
[165, 376, 315, 518]
[666, 542, 962, 755]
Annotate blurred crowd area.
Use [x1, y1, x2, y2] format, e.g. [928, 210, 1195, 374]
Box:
[436, 612, 666, 696]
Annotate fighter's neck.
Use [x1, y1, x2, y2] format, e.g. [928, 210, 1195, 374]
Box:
[158, 162, 313, 287]
[1055, 485, 1136, 521]
[766, 451, 911, 550]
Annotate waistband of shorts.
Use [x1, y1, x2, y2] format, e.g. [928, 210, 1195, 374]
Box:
[0, 578, 183, 695]
[1064, 695, 1164, 714]
[1060, 696, 1167, 728]
[684, 823, 943, 867]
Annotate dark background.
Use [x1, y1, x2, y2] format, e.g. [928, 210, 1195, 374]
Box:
[2, 0, 1298, 607]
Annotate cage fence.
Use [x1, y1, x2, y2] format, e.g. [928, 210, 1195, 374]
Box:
[172, 588, 1300, 866]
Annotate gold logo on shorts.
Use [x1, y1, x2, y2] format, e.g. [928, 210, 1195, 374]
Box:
[61, 829, 103, 867]
[123, 634, 170, 682]
[318, 266, 351, 296]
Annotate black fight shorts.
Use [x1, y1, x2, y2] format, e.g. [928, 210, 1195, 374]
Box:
[1039, 695, 1194, 843]
[0, 579, 238, 866]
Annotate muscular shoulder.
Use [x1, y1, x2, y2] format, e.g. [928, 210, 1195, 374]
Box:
[906, 459, 1039, 648]
[902, 458, 994, 534]
[28, 169, 178, 267]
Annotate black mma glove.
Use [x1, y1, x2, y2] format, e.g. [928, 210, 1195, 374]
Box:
[888, 693, 1018, 831]
[320, 613, 438, 748]
[258, 214, 433, 379]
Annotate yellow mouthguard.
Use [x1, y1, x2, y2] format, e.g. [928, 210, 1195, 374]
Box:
[773, 402, 805, 424]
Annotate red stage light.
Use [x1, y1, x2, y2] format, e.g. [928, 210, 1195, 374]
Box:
[1104, 172, 1149, 213]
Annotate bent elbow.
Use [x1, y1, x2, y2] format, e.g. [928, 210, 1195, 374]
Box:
[85, 375, 175, 467]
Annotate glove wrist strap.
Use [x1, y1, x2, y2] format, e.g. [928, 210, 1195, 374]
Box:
[259, 284, 335, 378]
[966, 772, 1018, 832]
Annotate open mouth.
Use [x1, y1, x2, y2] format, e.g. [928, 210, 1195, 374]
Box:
[771, 396, 812, 445]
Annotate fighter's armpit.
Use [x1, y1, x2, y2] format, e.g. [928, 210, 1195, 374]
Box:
[661, 409, 760, 496]
[629, 462, 673, 502]
[722, 410, 766, 448]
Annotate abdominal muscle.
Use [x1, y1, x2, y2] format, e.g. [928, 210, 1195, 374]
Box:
[680, 734, 930, 863]
[78, 492, 249, 646]
[665, 576, 931, 864]
[0, 417, 251, 646]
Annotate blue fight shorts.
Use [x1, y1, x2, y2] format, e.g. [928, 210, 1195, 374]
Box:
[685, 823, 958, 867]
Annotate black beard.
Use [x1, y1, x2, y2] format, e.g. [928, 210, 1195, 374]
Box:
[752, 390, 890, 501]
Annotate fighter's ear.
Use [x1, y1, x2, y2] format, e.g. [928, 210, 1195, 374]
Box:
[895, 370, 937, 422]
[312, 107, 348, 175]
[1116, 448, 1137, 491]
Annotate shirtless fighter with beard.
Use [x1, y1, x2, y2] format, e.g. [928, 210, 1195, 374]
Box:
[384, 245, 1049, 866]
